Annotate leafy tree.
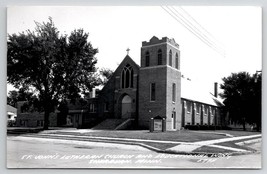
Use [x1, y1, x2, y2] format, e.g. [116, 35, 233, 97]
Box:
[100, 68, 114, 85]
[7, 88, 35, 107]
[249, 72, 261, 131]
[7, 90, 19, 107]
[7, 17, 100, 129]
[220, 72, 261, 131]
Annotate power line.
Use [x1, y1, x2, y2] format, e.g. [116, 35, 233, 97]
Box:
[161, 6, 226, 57]
[166, 6, 225, 57]
[162, 6, 225, 56]
[178, 6, 225, 49]
[167, 7, 222, 53]
[171, 6, 226, 55]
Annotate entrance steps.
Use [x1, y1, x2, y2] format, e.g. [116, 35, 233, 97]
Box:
[92, 118, 135, 130]
[115, 118, 135, 130]
[92, 119, 127, 130]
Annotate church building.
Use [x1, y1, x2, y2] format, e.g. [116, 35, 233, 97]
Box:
[15, 36, 223, 130]
[88, 36, 223, 130]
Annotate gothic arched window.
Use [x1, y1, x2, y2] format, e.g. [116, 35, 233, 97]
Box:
[145, 51, 150, 67]
[121, 64, 134, 88]
[175, 52, 179, 69]
[158, 49, 162, 65]
[169, 50, 172, 66]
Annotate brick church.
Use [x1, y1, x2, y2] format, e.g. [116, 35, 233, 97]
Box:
[16, 36, 223, 130]
[86, 36, 223, 130]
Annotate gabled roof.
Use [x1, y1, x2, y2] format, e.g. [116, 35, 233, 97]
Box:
[181, 78, 224, 107]
[100, 55, 139, 93]
[113, 55, 140, 75]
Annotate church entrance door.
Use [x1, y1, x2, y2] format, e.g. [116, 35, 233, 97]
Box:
[172, 111, 176, 129]
[121, 95, 132, 118]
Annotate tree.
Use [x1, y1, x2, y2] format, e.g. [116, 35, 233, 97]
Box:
[220, 72, 261, 131]
[7, 17, 100, 130]
[7, 88, 35, 107]
[100, 68, 114, 85]
[249, 72, 261, 131]
[7, 90, 19, 107]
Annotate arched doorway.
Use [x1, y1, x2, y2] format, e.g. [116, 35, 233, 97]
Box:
[121, 95, 132, 118]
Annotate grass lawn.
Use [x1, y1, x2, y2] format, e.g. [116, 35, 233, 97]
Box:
[47, 129, 261, 143]
[49, 129, 227, 143]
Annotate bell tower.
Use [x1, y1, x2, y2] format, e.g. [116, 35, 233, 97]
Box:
[138, 36, 182, 130]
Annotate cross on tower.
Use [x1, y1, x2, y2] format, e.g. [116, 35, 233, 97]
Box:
[126, 48, 130, 55]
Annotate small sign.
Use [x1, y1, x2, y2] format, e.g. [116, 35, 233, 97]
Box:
[154, 119, 162, 131]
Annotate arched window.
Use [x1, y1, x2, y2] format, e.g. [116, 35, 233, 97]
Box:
[145, 51, 150, 67]
[169, 50, 172, 66]
[121, 64, 134, 88]
[175, 53, 179, 69]
[157, 49, 162, 65]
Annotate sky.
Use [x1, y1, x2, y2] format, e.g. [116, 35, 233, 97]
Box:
[7, 6, 262, 94]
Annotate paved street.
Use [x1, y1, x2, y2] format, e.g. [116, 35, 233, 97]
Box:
[7, 135, 261, 169]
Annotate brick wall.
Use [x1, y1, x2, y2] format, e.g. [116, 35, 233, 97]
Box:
[16, 112, 57, 127]
[165, 67, 181, 130]
[138, 36, 182, 130]
[181, 98, 220, 127]
[98, 55, 139, 120]
[138, 66, 167, 128]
